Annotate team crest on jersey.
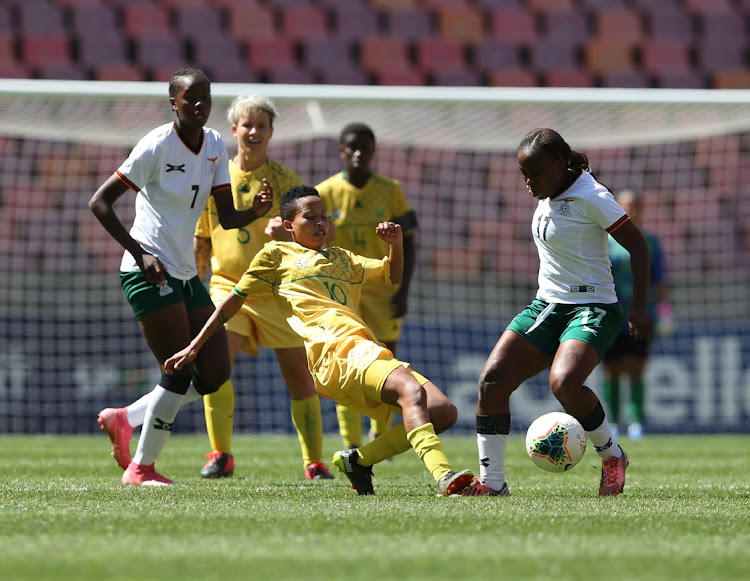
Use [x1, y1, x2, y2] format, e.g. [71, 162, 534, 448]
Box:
[295, 257, 311, 268]
[207, 156, 218, 174]
[558, 199, 573, 217]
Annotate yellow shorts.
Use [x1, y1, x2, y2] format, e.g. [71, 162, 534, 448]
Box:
[209, 275, 303, 355]
[360, 285, 403, 343]
[313, 334, 427, 423]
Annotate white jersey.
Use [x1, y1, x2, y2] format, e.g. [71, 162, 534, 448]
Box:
[532, 170, 628, 304]
[116, 122, 231, 280]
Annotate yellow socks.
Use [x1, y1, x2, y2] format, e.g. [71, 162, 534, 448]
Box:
[357, 420, 411, 466]
[203, 378, 234, 455]
[406, 422, 452, 482]
[336, 403, 363, 449]
[291, 395, 323, 466]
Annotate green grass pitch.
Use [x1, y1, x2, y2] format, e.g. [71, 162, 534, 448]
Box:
[1, 433, 748, 581]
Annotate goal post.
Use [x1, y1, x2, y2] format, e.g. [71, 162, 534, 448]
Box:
[1, 80, 748, 435]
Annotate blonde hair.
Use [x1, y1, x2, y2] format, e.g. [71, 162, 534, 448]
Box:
[227, 95, 278, 126]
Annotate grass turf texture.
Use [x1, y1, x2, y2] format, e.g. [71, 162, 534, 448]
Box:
[1, 434, 748, 581]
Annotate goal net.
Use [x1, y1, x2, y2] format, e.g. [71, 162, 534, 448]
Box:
[1, 80, 748, 435]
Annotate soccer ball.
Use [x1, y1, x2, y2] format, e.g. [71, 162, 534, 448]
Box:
[525, 412, 586, 473]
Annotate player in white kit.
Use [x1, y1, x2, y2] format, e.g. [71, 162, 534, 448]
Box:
[90, 68, 272, 485]
[457, 128, 653, 498]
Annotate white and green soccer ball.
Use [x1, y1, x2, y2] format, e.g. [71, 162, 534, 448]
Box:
[525, 412, 586, 472]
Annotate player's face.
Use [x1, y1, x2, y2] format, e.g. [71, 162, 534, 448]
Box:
[285, 196, 330, 251]
[171, 75, 211, 129]
[517, 148, 568, 200]
[340, 132, 375, 172]
[233, 110, 273, 157]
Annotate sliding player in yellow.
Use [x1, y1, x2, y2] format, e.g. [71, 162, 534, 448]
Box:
[166, 186, 474, 496]
[194, 95, 332, 480]
[316, 122, 418, 450]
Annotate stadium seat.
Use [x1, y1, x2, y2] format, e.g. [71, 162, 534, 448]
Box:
[696, 40, 745, 73]
[0, 62, 31, 79]
[279, 4, 329, 41]
[472, 39, 523, 73]
[683, 0, 734, 13]
[359, 36, 412, 75]
[191, 37, 246, 77]
[122, 3, 171, 39]
[584, 37, 635, 75]
[382, 9, 433, 41]
[226, 3, 276, 42]
[415, 38, 467, 75]
[69, 4, 119, 37]
[76, 36, 129, 68]
[544, 69, 595, 87]
[266, 67, 317, 85]
[640, 39, 692, 76]
[656, 71, 707, 89]
[541, 11, 589, 43]
[36, 63, 88, 81]
[92, 63, 146, 82]
[699, 12, 746, 43]
[21, 33, 72, 69]
[712, 70, 750, 89]
[487, 68, 537, 87]
[173, 5, 224, 42]
[644, 8, 695, 41]
[0, 33, 14, 65]
[318, 67, 370, 85]
[435, 6, 485, 43]
[488, 7, 537, 45]
[599, 71, 652, 88]
[529, 38, 580, 72]
[370, 0, 419, 10]
[374, 69, 425, 86]
[474, 0, 522, 8]
[133, 37, 185, 69]
[527, 0, 576, 13]
[17, 0, 66, 34]
[330, 5, 380, 40]
[245, 38, 297, 75]
[431, 69, 483, 87]
[578, 0, 627, 8]
[302, 37, 357, 73]
[593, 8, 644, 43]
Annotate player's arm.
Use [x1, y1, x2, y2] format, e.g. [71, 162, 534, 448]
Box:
[610, 219, 653, 339]
[89, 173, 167, 284]
[164, 291, 246, 372]
[214, 178, 273, 229]
[194, 235, 212, 281]
[376, 222, 403, 285]
[390, 210, 417, 317]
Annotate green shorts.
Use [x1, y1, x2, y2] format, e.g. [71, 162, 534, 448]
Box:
[120, 270, 213, 320]
[506, 299, 624, 359]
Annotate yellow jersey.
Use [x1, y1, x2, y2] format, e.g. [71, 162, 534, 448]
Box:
[233, 240, 394, 375]
[195, 159, 305, 281]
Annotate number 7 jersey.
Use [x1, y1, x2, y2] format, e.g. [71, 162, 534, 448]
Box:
[116, 122, 230, 279]
[531, 171, 628, 305]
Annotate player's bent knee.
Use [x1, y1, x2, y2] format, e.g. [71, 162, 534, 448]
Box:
[430, 400, 458, 433]
[192, 372, 224, 396]
[160, 370, 192, 395]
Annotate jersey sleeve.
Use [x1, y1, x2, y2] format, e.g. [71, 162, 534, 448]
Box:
[587, 189, 628, 232]
[234, 246, 283, 297]
[359, 252, 394, 286]
[116, 136, 159, 192]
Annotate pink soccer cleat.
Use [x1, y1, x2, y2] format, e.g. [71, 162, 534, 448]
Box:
[599, 448, 629, 496]
[122, 462, 175, 486]
[451, 478, 510, 497]
[98, 407, 134, 470]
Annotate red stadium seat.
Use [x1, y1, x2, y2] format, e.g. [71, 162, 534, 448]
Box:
[382, 9, 432, 41]
[655, 71, 706, 89]
[473, 39, 523, 74]
[279, 4, 329, 41]
[92, 63, 146, 82]
[330, 5, 380, 40]
[529, 38, 580, 72]
[360, 36, 412, 75]
[173, 5, 224, 42]
[17, 0, 65, 34]
[77, 36, 129, 68]
[375, 69, 426, 86]
[133, 37, 185, 69]
[712, 69, 750, 89]
[527, 0, 575, 13]
[599, 71, 652, 88]
[431, 69, 483, 87]
[541, 11, 589, 43]
[122, 3, 171, 39]
[593, 8, 644, 43]
[21, 33, 72, 69]
[246, 38, 296, 74]
[489, 8, 537, 45]
[303, 37, 356, 72]
[69, 4, 119, 37]
[414, 38, 467, 75]
[640, 39, 692, 75]
[370, 0, 418, 9]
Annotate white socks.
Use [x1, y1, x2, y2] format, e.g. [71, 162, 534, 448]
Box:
[477, 433, 508, 491]
[586, 418, 623, 460]
[126, 384, 201, 429]
[132, 386, 181, 466]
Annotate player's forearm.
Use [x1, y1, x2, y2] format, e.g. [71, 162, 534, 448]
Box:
[389, 242, 404, 285]
[194, 236, 212, 281]
[399, 235, 416, 292]
[190, 293, 244, 351]
[629, 243, 651, 311]
[218, 207, 258, 230]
